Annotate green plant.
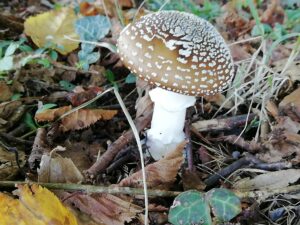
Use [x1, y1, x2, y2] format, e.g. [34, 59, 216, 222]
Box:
[146, 0, 221, 21]
[168, 189, 241, 225]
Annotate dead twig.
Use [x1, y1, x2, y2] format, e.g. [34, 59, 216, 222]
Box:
[0, 181, 180, 197]
[28, 128, 51, 170]
[185, 120, 194, 171]
[204, 153, 291, 188]
[0, 132, 33, 146]
[216, 134, 264, 153]
[192, 113, 256, 132]
[85, 109, 153, 178]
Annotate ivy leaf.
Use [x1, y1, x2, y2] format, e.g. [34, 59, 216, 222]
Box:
[207, 188, 241, 222]
[168, 190, 212, 225]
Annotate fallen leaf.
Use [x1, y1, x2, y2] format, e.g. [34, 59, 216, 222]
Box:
[279, 87, 300, 109]
[259, 123, 300, 163]
[135, 85, 153, 118]
[0, 184, 78, 225]
[35, 105, 118, 132]
[273, 58, 299, 82]
[0, 100, 24, 132]
[204, 93, 233, 109]
[278, 87, 300, 122]
[38, 146, 84, 183]
[24, 7, 79, 55]
[66, 87, 103, 106]
[60, 192, 142, 225]
[118, 141, 185, 189]
[0, 146, 25, 180]
[234, 169, 300, 191]
[0, 81, 13, 102]
[261, 0, 285, 26]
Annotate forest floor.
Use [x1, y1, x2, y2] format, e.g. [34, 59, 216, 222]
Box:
[0, 0, 300, 224]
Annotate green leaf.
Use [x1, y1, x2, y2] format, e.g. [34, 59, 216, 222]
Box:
[11, 93, 22, 100]
[5, 42, 19, 57]
[125, 73, 137, 84]
[75, 15, 111, 70]
[104, 69, 115, 83]
[168, 190, 212, 225]
[0, 56, 13, 71]
[207, 188, 241, 222]
[19, 44, 34, 52]
[36, 58, 51, 68]
[36, 103, 57, 114]
[24, 112, 37, 130]
[59, 80, 76, 91]
[49, 50, 58, 61]
[146, 0, 221, 21]
[251, 23, 272, 36]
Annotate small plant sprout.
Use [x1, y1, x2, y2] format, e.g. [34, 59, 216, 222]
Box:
[117, 11, 234, 160]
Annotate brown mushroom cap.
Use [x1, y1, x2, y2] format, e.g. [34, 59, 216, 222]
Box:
[117, 11, 234, 96]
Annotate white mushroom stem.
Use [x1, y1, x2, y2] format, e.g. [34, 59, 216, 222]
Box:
[147, 87, 196, 160]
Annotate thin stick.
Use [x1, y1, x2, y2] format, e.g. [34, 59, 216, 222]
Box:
[0, 181, 179, 197]
[113, 87, 149, 225]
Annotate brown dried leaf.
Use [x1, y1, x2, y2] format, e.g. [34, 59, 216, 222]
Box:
[279, 87, 300, 108]
[38, 146, 84, 183]
[259, 127, 300, 163]
[60, 109, 117, 132]
[35, 106, 71, 122]
[35, 106, 117, 132]
[234, 169, 300, 191]
[0, 146, 26, 180]
[66, 87, 103, 106]
[0, 81, 13, 102]
[204, 93, 233, 109]
[61, 192, 142, 225]
[274, 59, 299, 82]
[278, 87, 300, 121]
[118, 141, 186, 189]
[260, 0, 284, 26]
[28, 128, 50, 170]
[135, 85, 153, 118]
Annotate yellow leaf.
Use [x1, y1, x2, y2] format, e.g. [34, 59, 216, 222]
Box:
[0, 184, 78, 225]
[24, 8, 79, 55]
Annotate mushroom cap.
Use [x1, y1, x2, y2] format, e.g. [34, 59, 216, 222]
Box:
[117, 11, 234, 96]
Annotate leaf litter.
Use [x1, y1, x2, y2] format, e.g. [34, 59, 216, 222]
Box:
[0, 0, 300, 224]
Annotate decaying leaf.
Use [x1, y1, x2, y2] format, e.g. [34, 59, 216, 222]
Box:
[259, 116, 300, 163]
[0, 81, 13, 102]
[38, 146, 83, 183]
[118, 141, 186, 189]
[0, 184, 78, 225]
[0, 146, 25, 180]
[279, 87, 300, 109]
[60, 192, 142, 225]
[24, 7, 79, 55]
[35, 105, 117, 132]
[66, 87, 103, 106]
[234, 169, 300, 191]
[0, 100, 24, 132]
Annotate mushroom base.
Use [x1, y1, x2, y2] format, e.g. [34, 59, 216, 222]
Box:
[147, 88, 196, 160]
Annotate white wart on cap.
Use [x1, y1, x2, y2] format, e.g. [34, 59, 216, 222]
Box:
[117, 11, 234, 96]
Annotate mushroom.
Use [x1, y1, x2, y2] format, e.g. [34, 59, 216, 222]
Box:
[117, 11, 234, 160]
